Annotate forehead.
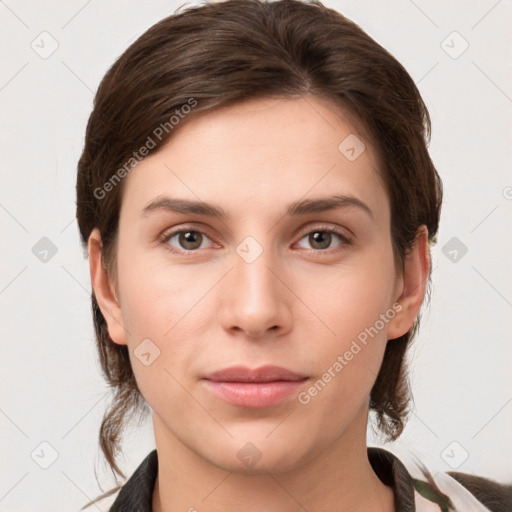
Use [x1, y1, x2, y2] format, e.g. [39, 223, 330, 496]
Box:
[119, 95, 388, 224]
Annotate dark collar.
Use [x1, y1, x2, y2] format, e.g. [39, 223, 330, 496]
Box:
[109, 447, 419, 512]
[109, 449, 158, 512]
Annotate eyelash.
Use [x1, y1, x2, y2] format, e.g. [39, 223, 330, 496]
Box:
[158, 224, 353, 256]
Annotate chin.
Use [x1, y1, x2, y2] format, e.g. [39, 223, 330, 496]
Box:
[202, 433, 312, 475]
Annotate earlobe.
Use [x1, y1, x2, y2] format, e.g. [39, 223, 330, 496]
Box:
[88, 228, 128, 346]
[387, 225, 430, 341]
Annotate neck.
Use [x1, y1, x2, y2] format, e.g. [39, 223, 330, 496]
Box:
[151, 408, 394, 512]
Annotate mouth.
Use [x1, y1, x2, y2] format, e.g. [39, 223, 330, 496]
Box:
[201, 365, 309, 408]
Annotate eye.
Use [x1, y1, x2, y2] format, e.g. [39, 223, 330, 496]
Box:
[160, 228, 216, 253]
[159, 225, 352, 255]
[295, 227, 352, 251]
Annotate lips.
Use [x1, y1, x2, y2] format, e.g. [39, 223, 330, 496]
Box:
[201, 365, 309, 408]
[202, 364, 308, 383]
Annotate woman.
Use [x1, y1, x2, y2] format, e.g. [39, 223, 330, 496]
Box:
[76, 0, 510, 510]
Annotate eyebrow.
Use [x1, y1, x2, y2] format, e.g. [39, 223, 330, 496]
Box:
[140, 194, 374, 220]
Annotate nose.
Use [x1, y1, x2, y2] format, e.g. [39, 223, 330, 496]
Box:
[218, 238, 292, 339]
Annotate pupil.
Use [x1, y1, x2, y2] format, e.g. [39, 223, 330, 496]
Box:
[181, 231, 201, 249]
[311, 231, 330, 249]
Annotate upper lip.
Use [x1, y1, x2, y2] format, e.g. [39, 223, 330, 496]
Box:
[202, 365, 308, 383]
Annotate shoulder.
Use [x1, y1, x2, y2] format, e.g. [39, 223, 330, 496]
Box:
[444, 470, 512, 512]
[369, 446, 511, 512]
[414, 487, 444, 512]
[109, 449, 158, 512]
[413, 459, 511, 512]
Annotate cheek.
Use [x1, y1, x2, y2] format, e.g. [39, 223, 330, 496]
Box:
[116, 250, 215, 397]
[117, 246, 210, 337]
[304, 251, 397, 346]
[298, 247, 397, 399]
[300, 286, 393, 430]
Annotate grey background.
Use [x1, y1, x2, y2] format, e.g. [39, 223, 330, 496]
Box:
[1, 0, 511, 510]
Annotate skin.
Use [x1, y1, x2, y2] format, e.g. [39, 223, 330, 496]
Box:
[88, 95, 429, 512]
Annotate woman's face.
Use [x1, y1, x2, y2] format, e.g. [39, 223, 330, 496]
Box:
[92, 95, 420, 473]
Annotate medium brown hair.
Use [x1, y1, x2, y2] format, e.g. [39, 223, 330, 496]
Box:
[76, 0, 442, 506]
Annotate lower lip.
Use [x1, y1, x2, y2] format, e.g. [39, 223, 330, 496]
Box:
[202, 379, 308, 408]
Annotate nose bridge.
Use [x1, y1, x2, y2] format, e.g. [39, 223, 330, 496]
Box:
[220, 232, 287, 336]
[235, 234, 276, 294]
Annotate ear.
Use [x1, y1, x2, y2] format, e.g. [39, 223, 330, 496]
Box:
[88, 228, 128, 346]
[386, 225, 430, 340]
